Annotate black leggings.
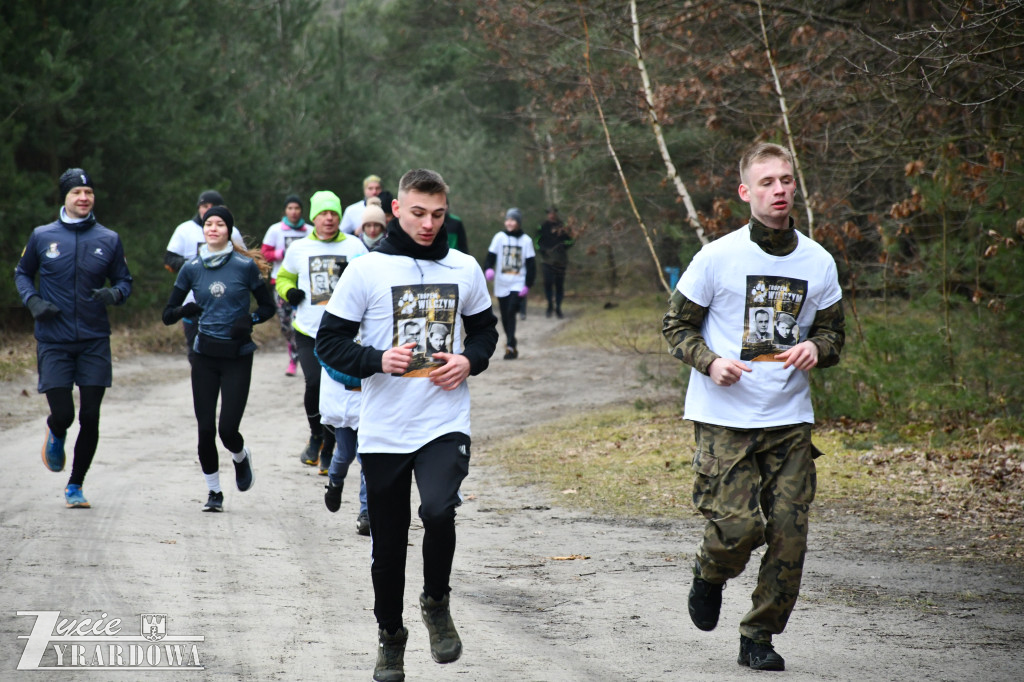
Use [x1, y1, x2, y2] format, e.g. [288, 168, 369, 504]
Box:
[294, 332, 335, 452]
[45, 385, 106, 486]
[361, 433, 470, 633]
[497, 295, 521, 348]
[190, 352, 253, 474]
[542, 263, 567, 310]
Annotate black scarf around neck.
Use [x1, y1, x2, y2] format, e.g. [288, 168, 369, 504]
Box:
[377, 221, 450, 260]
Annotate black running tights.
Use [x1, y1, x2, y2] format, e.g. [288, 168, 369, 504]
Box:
[294, 332, 334, 452]
[45, 385, 105, 486]
[497, 294, 520, 349]
[190, 352, 253, 474]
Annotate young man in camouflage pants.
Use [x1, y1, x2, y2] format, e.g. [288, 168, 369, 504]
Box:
[663, 142, 845, 671]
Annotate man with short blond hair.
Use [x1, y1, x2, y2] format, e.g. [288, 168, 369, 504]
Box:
[663, 141, 845, 671]
[340, 174, 383, 236]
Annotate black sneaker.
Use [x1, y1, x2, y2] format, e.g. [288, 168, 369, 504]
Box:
[356, 511, 370, 536]
[503, 347, 518, 360]
[688, 575, 724, 631]
[324, 480, 343, 513]
[373, 626, 408, 682]
[420, 593, 462, 663]
[202, 491, 224, 512]
[738, 635, 785, 671]
[233, 446, 254, 492]
[299, 435, 323, 466]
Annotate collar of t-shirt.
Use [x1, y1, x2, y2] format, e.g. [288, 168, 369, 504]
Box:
[311, 229, 348, 243]
[748, 216, 797, 257]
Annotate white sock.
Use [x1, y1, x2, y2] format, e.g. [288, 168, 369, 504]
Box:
[230, 446, 248, 464]
[204, 472, 221, 493]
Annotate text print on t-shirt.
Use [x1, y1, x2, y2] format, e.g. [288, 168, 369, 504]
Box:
[741, 275, 807, 362]
[501, 244, 523, 275]
[308, 255, 349, 305]
[391, 283, 459, 377]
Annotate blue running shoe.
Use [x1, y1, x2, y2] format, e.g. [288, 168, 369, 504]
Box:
[42, 426, 66, 472]
[65, 484, 90, 509]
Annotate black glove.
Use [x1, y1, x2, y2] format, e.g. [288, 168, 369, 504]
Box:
[230, 313, 254, 339]
[90, 287, 122, 306]
[26, 295, 61, 321]
[180, 302, 203, 319]
[285, 288, 305, 307]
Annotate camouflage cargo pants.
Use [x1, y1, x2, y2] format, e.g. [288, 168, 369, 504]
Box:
[691, 421, 816, 641]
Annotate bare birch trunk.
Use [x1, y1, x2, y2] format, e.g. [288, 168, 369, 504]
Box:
[630, 0, 707, 246]
[756, 0, 815, 238]
[578, 3, 671, 293]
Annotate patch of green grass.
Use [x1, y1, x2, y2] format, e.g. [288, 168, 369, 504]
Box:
[553, 293, 670, 354]
[480, 403, 701, 520]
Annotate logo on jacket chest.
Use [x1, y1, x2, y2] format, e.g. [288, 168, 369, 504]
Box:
[208, 282, 227, 298]
[45, 243, 61, 259]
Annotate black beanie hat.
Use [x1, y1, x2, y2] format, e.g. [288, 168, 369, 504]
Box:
[197, 189, 225, 207]
[59, 168, 93, 201]
[201, 205, 234, 230]
[284, 193, 303, 209]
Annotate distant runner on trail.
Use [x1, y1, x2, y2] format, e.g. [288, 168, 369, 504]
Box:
[339, 174, 383, 236]
[261, 194, 311, 376]
[663, 142, 845, 672]
[15, 167, 133, 509]
[316, 169, 498, 682]
[484, 207, 535, 360]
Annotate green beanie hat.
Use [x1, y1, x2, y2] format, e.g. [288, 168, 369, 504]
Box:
[309, 190, 342, 221]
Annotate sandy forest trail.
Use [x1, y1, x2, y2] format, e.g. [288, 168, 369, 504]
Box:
[0, 311, 1021, 681]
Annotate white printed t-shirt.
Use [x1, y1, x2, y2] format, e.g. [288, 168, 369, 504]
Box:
[280, 233, 367, 338]
[262, 221, 311, 280]
[487, 231, 535, 297]
[678, 224, 842, 429]
[325, 249, 492, 453]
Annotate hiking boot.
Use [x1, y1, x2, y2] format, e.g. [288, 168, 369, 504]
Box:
[203, 490, 224, 512]
[42, 425, 66, 472]
[503, 346, 518, 360]
[738, 635, 785, 671]
[356, 511, 370, 536]
[286, 358, 297, 376]
[420, 592, 462, 663]
[324, 480, 343, 513]
[555, 308, 564, 319]
[64, 484, 90, 509]
[373, 626, 408, 682]
[233, 446, 254, 492]
[688, 575, 724, 631]
[298, 435, 323, 466]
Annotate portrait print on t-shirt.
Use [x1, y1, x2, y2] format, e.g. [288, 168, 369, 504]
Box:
[308, 255, 349, 305]
[391, 284, 459, 377]
[501, 244, 523, 275]
[741, 275, 807, 362]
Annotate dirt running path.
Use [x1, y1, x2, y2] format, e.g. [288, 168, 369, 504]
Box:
[1, 311, 1020, 680]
